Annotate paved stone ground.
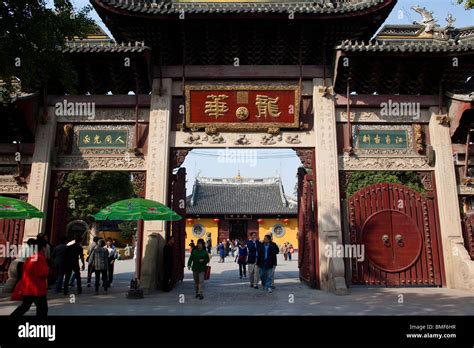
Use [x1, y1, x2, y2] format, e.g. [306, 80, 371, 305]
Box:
[0, 252, 473, 315]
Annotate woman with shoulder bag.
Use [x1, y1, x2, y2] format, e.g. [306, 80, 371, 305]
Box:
[187, 239, 209, 300]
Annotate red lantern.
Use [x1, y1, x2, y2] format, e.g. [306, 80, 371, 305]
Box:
[283, 218, 289, 224]
[213, 218, 220, 223]
[186, 218, 193, 224]
[257, 218, 264, 223]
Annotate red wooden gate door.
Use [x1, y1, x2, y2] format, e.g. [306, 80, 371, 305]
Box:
[169, 167, 186, 285]
[0, 219, 25, 283]
[297, 167, 318, 288]
[348, 183, 444, 287]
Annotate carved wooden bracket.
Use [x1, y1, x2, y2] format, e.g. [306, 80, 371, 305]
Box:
[170, 149, 190, 169]
[294, 148, 314, 169]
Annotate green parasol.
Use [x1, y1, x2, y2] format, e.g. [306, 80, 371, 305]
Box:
[0, 196, 44, 219]
[93, 198, 181, 221]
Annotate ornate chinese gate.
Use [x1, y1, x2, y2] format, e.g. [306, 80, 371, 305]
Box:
[348, 183, 444, 286]
[297, 159, 319, 288]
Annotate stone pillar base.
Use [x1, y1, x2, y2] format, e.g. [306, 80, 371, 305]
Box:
[450, 238, 474, 291]
[328, 258, 349, 295]
[140, 233, 163, 293]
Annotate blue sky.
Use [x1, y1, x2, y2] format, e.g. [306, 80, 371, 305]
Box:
[53, 0, 473, 194]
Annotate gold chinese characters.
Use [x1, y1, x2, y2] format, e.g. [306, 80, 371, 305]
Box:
[255, 95, 281, 118]
[204, 93, 282, 120]
[81, 134, 125, 145]
[204, 94, 229, 119]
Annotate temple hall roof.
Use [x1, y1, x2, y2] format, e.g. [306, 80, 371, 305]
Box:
[187, 176, 297, 215]
[333, 13, 474, 95]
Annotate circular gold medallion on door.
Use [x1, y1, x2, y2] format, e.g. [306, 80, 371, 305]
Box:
[361, 210, 422, 272]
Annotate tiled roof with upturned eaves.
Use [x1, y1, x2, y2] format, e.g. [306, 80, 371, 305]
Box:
[62, 40, 150, 53]
[187, 177, 297, 215]
[336, 25, 474, 54]
[93, 0, 392, 15]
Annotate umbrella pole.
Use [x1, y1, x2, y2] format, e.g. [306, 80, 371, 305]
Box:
[128, 218, 145, 299]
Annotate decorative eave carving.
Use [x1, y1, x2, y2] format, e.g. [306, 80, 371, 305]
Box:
[0, 183, 28, 194]
[53, 156, 146, 171]
[337, 109, 431, 123]
[0, 156, 32, 165]
[173, 131, 316, 147]
[339, 155, 432, 171]
[56, 108, 149, 123]
[458, 185, 474, 195]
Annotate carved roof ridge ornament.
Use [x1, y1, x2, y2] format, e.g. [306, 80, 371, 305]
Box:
[445, 13, 456, 29]
[411, 5, 438, 33]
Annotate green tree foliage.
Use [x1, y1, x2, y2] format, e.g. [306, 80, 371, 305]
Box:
[458, 0, 474, 9]
[0, 0, 94, 102]
[118, 221, 137, 240]
[63, 171, 135, 221]
[347, 171, 426, 197]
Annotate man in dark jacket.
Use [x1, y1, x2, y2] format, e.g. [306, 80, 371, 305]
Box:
[162, 236, 174, 292]
[268, 233, 279, 289]
[247, 232, 260, 289]
[86, 236, 100, 287]
[63, 235, 85, 296]
[257, 234, 278, 293]
[51, 237, 67, 293]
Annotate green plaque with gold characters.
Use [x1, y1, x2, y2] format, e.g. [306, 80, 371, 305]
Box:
[355, 129, 408, 150]
[78, 130, 128, 149]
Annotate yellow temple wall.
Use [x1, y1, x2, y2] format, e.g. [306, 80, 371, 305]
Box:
[185, 218, 219, 250]
[258, 218, 298, 249]
[185, 218, 298, 252]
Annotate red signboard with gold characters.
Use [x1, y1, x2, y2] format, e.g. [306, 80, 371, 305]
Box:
[185, 84, 300, 130]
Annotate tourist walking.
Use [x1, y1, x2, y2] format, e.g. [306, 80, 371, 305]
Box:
[282, 243, 288, 261]
[225, 239, 230, 256]
[236, 242, 248, 279]
[105, 237, 118, 287]
[231, 239, 238, 257]
[63, 235, 85, 296]
[187, 239, 209, 300]
[51, 237, 67, 293]
[189, 240, 195, 253]
[206, 233, 212, 254]
[36, 233, 51, 262]
[16, 238, 38, 284]
[162, 236, 174, 292]
[88, 239, 109, 294]
[218, 241, 226, 263]
[86, 236, 100, 287]
[267, 233, 279, 289]
[257, 234, 278, 293]
[287, 242, 294, 261]
[247, 232, 259, 289]
[11, 239, 49, 316]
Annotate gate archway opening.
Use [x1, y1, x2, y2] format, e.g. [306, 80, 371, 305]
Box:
[46, 170, 146, 290]
[167, 147, 320, 292]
